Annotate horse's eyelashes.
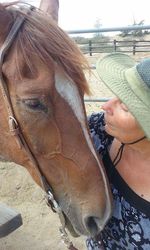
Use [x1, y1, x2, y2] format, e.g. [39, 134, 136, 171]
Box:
[22, 99, 48, 113]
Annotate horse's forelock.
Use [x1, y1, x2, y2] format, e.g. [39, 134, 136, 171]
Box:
[7, 4, 91, 95]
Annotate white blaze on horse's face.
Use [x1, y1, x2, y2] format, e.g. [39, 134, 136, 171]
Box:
[55, 68, 112, 230]
[55, 69, 97, 157]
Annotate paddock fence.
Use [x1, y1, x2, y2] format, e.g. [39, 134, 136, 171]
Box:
[77, 39, 150, 56]
[67, 25, 150, 103]
[68, 25, 150, 56]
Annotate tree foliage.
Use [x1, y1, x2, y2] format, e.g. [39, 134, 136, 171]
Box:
[119, 20, 150, 37]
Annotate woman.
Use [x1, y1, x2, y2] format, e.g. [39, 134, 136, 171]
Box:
[86, 53, 150, 249]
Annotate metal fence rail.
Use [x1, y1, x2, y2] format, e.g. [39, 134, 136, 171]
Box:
[67, 25, 150, 34]
[84, 98, 110, 102]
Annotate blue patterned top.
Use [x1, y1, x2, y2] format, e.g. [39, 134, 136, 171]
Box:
[86, 112, 150, 250]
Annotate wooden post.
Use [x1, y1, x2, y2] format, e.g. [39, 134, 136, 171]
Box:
[89, 40, 92, 56]
[133, 40, 136, 55]
[113, 39, 117, 52]
[0, 203, 22, 238]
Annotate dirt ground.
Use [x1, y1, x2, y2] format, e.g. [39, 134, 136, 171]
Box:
[0, 162, 87, 250]
[1, 52, 150, 250]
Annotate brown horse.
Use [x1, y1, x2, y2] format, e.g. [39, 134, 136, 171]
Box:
[0, 2, 112, 238]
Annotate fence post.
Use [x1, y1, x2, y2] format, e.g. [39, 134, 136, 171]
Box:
[113, 39, 117, 52]
[89, 40, 92, 56]
[0, 203, 22, 238]
[133, 40, 136, 55]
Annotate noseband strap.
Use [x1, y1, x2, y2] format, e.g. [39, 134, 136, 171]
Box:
[0, 7, 78, 250]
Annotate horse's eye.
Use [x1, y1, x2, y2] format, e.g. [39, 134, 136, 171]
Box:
[23, 99, 47, 112]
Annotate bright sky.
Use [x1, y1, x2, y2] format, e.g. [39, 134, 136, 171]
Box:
[1, 0, 150, 30]
[59, 0, 150, 31]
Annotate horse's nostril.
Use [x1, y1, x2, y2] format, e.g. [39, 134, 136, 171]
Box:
[84, 216, 101, 236]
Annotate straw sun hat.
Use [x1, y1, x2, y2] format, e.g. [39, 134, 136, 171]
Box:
[96, 52, 150, 140]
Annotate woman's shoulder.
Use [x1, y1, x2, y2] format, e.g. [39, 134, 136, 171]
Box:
[88, 112, 113, 156]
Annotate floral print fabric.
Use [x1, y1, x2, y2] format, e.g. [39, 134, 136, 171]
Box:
[86, 113, 150, 250]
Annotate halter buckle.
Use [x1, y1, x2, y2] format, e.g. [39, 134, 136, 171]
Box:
[9, 116, 20, 135]
[8, 116, 24, 149]
[46, 189, 61, 213]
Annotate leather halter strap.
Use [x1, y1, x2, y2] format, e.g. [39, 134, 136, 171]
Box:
[0, 8, 79, 250]
[0, 10, 55, 210]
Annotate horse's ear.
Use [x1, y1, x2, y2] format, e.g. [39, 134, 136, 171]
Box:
[0, 4, 13, 43]
[39, 0, 59, 23]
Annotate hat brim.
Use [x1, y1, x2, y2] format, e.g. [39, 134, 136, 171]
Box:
[96, 53, 150, 139]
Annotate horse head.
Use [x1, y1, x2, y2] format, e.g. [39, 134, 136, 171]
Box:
[0, 3, 112, 237]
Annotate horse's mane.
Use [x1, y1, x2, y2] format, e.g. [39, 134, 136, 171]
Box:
[3, 2, 91, 95]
